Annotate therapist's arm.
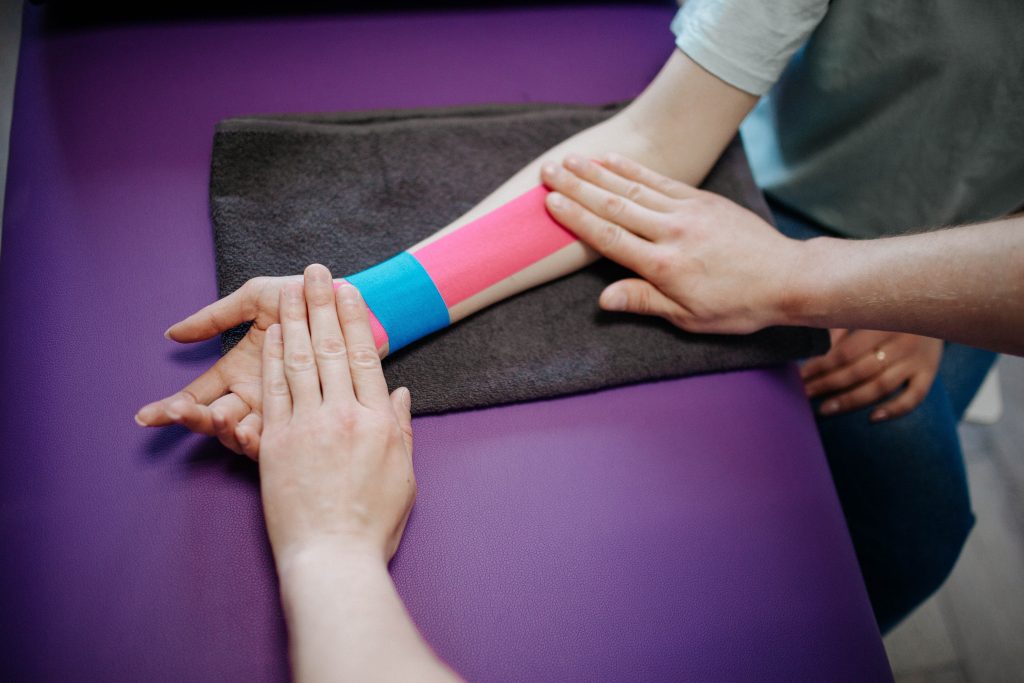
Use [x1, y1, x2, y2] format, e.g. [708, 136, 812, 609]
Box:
[261, 265, 460, 683]
[542, 154, 1024, 356]
[136, 50, 757, 457]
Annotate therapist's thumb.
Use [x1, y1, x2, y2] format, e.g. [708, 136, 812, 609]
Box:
[600, 279, 685, 323]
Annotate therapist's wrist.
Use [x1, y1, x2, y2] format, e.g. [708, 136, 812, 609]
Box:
[779, 236, 845, 329]
[277, 540, 388, 605]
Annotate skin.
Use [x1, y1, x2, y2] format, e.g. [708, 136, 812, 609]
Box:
[262, 264, 459, 683]
[539, 154, 948, 422]
[134, 49, 758, 456]
[539, 153, 1024, 357]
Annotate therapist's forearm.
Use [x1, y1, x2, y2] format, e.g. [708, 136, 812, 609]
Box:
[791, 215, 1024, 355]
[280, 547, 460, 683]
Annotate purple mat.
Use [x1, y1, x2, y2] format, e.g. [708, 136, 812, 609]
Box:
[0, 4, 891, 681]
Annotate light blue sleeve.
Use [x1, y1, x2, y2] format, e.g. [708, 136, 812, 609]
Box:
[670, 0, 828, 95]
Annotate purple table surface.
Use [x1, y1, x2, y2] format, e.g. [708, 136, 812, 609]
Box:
[0, 4, 891, 682]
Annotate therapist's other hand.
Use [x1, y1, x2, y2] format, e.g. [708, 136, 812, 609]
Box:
[801, 329, 942, 422]
[541, 153, 805, 334]
[260, 267, 415, 567]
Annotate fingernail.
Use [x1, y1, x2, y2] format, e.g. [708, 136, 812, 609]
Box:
[819, 400, 840, 416]
[400, 387, 411, 410]
[541, 162, 558, 177]
[236, 430, 250, 448]
[870, 409, 889, 422]
[211, 410, 225, 429]
[134, 413, 148, 427]
[602, 290, 627, 311]
[163, 327, 173, 340]
[547, 192, 567, 209]
[564, 155, 582, 170]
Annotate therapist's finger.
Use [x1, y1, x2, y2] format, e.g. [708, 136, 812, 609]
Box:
[262, 324, 290, 425]
[280, 282, 321, 410]
[600, 153, 701, 201]
[561, 154, 677, 212]
[303, 264, 352, 405]
[544, 191, 654, 274]
[541, 161, 663, 240]
[599, 278, 691, 326]
[335, 284, 390, 409]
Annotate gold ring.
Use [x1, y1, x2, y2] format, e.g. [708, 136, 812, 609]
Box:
[875, 349, 887, 363]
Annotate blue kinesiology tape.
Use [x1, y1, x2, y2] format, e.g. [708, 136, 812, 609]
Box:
[345, 251, 451, 352]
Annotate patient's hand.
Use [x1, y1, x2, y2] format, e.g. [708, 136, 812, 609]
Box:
[135, 273, 304, 459]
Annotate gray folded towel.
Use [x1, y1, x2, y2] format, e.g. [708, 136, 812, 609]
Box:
[210, 103, 827, 415]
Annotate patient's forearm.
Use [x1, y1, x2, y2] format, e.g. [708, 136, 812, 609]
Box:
[792, 215, 1024, 355]
[347, 50, 756, 356]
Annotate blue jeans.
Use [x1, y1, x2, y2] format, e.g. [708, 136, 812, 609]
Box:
[769, 199, 998, 633]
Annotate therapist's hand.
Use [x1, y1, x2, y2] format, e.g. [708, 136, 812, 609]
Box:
[134, 274, 301, 458]
[540, 153, 807, 334]
[801, 329, 943, 422]
[260, 266, 415, 566]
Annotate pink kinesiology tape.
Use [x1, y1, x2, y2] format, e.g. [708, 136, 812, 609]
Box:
[332, 185, 575, 353]
[411, 185, 577, 308]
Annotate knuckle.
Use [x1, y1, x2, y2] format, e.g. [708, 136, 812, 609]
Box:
[835, 347, 857, 365]
[315, 336, 346, 358]
[624, 181, 644, 203]
[598, 221, 621, 251]
[268, 379, 290, 396]
[336, 410, 360, 433]
[243, 277, 265, 295]
[285, 351, 315, 372]
[632, 286, 652, 313]
[348, 345, 380, 369]
[648, 253, 673, 281]
[663, 217, 686, 238]
[603, 194, 625, 218]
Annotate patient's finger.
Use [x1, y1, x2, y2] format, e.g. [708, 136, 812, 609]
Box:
[303, 264, 351, 405]
[336, 284, 390, 409]
[210, 394, 252, 454]
[262, 324, 290, 425]
[235, 412, 262, 461]
[562, 154, 677, 212]
[601, 153, 701, 201]
[135, 364, 227, 427]
[165, 277, 268, 343]
[280, 283, 321, 410]
[544, 191, 653, 274]
[541, 162, 662, 240]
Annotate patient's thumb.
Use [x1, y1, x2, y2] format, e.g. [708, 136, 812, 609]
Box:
[600, 279, 677, 319]
[390, 387, 414, 454]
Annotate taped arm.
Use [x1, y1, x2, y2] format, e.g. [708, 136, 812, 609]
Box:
[341, 49, 757, 356]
